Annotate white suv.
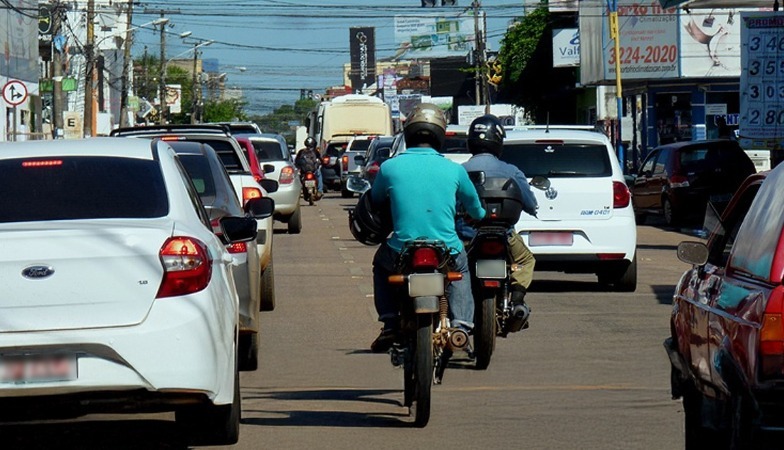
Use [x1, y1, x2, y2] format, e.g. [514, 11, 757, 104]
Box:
[501, 128, 637, 291]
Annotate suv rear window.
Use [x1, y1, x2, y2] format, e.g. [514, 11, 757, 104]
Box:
[251, 140, 284, 160]
[348, 139, 373, 152]
[501, 143, 612, 178]
[193, 138, 245, 173]
[0, 156, 168, 223]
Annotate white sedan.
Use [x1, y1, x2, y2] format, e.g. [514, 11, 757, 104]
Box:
[0, 138, 270, 445]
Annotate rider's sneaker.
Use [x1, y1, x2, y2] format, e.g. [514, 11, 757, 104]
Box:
[370, 328, 399, 353]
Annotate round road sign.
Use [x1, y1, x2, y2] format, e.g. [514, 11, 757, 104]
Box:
[2, 80, 28, 107]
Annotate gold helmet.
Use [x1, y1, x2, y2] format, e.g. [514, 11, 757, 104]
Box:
[403, 103, 447, 150]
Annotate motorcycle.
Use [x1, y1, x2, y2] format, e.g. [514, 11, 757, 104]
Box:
[386, 240, 467, 427]
[465, 173, 550, 370]
[300, 170, 320, 205]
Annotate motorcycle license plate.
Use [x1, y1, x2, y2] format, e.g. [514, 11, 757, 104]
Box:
[304, 180, 316, 188]
[408, 273, 445, 297]
[475, 259, 507, 279]
[0, 353, 77, 384]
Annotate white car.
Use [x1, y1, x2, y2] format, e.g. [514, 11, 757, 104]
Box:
[388, 124, 472, 164]
[0, 138, 269, 445]
[502, 128, 638, 291]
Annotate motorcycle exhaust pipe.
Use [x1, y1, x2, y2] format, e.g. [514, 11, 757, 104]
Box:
[447, 328, 469, 351]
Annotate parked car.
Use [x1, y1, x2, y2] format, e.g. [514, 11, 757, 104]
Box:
[166, 140, 265, 371]
[355, 135, 395, 187]
[340, 135, 376, 197]
[236, 133, 303, 234]
[630, 139, 756, 226]
[110, 124, 278, 311]
[0, 138, 270, 445]
[502, 128, 637, 291]
[665, 163, 784, 448]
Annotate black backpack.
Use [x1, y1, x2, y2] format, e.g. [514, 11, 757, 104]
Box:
[298, 149, 319, 173]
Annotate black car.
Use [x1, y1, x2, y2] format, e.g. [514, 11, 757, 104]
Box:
[630, 139, 756, 226]
[356, 135, 394, 187]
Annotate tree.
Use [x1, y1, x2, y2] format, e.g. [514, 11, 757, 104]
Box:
[203, 98, 247, 123]
[248, 97, 317, 144]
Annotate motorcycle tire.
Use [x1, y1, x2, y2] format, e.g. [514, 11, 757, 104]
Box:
[406, 314, 433, 428]
[473, 295, 496, 370]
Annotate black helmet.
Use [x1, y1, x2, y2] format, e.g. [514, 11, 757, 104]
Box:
[403, 103, 447, 150]
[305, 136, 316, 148]
[349, 189, 392, 246]
[468, 114, 506, 157]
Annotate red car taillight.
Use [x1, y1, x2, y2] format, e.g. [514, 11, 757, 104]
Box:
[367, 162, 380, 175]
[670, 174, 690, 188]
[760, 286, 784, 379]
[279, 166, 295, 185]
[156, 237, 212, 298]
[341, 155, 349, 171]
[412, 248, 439, 269]
[243, 187, 262, 205]
[613, 181, 631, 209]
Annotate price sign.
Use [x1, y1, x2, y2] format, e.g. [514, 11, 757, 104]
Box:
[740, 12, 784, 148]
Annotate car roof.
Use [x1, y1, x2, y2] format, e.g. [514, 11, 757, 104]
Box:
[0, 137, 157, 159]
[111, 124, 230, 137]
[654, 139, 742, 151]
[505, 128, 612, 144]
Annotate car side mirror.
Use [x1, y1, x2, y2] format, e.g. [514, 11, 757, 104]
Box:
[220, 216, 258, 243]
[263, 164, 275, 174]
[244, 197, 275, 219]
[259, 179, 279, 193]
[677, 241, 709, 266]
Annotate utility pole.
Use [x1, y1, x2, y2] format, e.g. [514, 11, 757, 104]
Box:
[52, 1, 64, 138]
[119, 0, 133, 127]
[191, 43, 200, 124]
[472, 0, 484, 107]
[158, 14, 167, 125]
[83, 0, 95, 137]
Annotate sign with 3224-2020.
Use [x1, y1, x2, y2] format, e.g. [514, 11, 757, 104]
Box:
[740, 12, 784, 149]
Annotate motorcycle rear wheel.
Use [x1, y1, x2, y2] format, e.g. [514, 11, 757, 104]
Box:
[473, 295, 496, 370]
[404, 315, 433, 428]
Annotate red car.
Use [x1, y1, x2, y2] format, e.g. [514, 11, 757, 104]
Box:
[666, 163, 784, 448]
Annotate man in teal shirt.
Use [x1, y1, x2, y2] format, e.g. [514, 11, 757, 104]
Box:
[370, 104, 486, 352]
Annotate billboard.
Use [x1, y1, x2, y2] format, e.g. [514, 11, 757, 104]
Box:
[552, 28, 580, 67]
[680, 9, 743, 77]
[349, 27, 376, 92]
[394, 15, 475, 59]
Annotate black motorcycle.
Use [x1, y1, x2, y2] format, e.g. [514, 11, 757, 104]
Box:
[300, 170, 320, 205]
[386, 240, 467, 427]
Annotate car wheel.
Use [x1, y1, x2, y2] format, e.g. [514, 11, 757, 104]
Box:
[177, 360, 240, 446]
[238, 333, 259, 371]
[663, 198, 680, 227]
[287, 206, 302, 234]
[597, 254, 637, 292]
[260, 257, 276, 311]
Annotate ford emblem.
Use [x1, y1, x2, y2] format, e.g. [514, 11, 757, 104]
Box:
[22, 265, 55, 279]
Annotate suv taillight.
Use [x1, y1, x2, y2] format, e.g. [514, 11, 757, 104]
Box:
[279, 166, 294, 185]
[156, 237, 212, 298]
[613, 181, 631, 209]
[342, 155, 349, 171]
[761, 286, 784, 379]
[670, 175, 690, 188]
[412, 248, 439, 269]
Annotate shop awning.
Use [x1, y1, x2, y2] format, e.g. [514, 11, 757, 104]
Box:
[658, 0, 776, 9]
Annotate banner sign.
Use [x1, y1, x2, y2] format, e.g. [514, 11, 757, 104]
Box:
[552, 28, 580, 67]
[349, 27, 376, 92]
[394, 15, 474, 59]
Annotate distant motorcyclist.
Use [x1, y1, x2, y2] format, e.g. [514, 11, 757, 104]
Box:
[295, 136, 324, 197]
[457, 114, 538, 329]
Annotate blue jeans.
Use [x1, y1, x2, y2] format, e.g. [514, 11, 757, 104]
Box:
[372, 242, 474, 331]
[316, 169, 323, 193]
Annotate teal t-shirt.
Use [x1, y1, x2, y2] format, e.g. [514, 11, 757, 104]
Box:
[371, 147, 486, 254]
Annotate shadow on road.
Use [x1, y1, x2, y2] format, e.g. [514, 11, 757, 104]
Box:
[528, 279, 607, 293]
[653, 284, 677, 304]
[0, 419, 188, 449]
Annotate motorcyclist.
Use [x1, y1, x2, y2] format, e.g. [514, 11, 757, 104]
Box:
[295, 136, 324, 198]
[457, 114, 538, 330]
[370, 103, 486, 352]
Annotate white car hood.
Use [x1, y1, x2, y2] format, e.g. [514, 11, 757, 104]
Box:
[0, 220, 173, 332]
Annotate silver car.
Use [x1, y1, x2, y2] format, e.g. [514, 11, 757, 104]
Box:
[237, 133, 303, 234]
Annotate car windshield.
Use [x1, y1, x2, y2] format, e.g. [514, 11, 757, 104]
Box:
[0, 156, 168, 223]
[251, 140, 285, 160]
[501, 143, 612, 178]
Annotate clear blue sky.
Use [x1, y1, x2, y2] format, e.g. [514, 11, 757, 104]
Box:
[132, 1, 527, 115]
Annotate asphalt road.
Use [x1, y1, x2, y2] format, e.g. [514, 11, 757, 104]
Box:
[0, 193, 717, 449]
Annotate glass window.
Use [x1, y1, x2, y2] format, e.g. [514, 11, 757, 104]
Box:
[196, 139, 245, 173]
[0, 156, 168, 223]
[640, 150, 658, 175]
[500, 143, 612, 178]
[441, 135, 469, 154]
[252, 141, 284, 160]
[178, 154, 217, 201]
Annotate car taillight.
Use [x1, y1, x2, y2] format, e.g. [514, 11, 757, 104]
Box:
[243, 187, 262, 205]
[761, 286, 784, 378]
[341, 155, 349, 171]
[156, 237, 212, 298]
[227, 242, 247, 254]
[480, 240, 506, 256]
[670, 175, 690, 188]
[412, 248, 440, 269]
[367, 162, 380, 175]
[22, 160, 62, 167]
[613, 181, 631, 208]
[279, 166, 295, 185]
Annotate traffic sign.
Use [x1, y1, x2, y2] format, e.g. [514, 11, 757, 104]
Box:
[2, 80, 28, 107]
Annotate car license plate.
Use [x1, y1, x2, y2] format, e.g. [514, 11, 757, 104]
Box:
[304, 180, 316, 188]
[475, 259, 507, 279]
[408, 273, 445, 297]
[529, 231, 573, 246]
[0, 353, 77, 384]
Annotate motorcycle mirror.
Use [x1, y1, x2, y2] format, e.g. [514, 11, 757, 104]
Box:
[347, 175, 371, 194]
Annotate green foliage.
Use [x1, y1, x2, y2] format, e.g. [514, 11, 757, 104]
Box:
[498, 2, 550, 86]
[203, 99, 248, 123]
[248, 98, 318, 144]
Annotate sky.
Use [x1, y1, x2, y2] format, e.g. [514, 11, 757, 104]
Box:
[131, 0, 530, 116]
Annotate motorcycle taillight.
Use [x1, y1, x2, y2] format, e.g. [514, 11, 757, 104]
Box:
[480, 240, 506, 256]
[412, 248, 440, 269]
[305, 172, 315, 180]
